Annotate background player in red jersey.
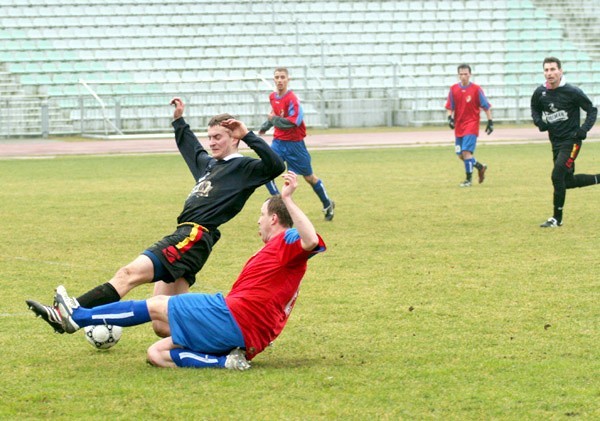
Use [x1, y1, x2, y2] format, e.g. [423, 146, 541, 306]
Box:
[259, 67, 335, 220]
[29, 171, 326, 371]
[445, 64, 494, 187]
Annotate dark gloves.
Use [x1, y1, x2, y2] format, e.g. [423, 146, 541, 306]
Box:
[448, 116, 455, 129]
[537, 122, 549, 132]
[576, 128, 587, 140]
[485, 120, 494, 135]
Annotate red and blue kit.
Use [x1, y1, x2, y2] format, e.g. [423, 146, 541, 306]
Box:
[225, 228, 326, 360]
[269, 90, 306, 141]
[445, 82, 491, 137]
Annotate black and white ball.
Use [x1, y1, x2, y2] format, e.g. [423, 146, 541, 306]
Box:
[84, 324, 122, 350]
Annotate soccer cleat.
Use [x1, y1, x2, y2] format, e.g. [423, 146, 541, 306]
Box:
[26, 300, 65, 334]
[478, 164, 488, 184]
[323, 201, 335, 221]
[54, 285, 81, 334]
[540, 217, 562, 228]
[459, 180, 472, 187]
[224, 348, 251, 371]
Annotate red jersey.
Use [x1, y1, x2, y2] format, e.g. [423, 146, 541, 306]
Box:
[225, 229, 325, 360]
[445, 82, 491, 137]
[269, 90, 306, 141]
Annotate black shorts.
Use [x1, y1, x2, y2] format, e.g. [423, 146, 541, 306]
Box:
[144, 223, 221, 287]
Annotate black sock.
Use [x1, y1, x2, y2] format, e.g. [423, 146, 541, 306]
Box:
[466, 173, 472, 182]
[76, 283, 121, 308]
[554, 207, 563, 224]
[474, 162, 483, 170]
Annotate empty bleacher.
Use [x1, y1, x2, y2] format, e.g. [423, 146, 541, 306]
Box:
[0, 0, 599, 136]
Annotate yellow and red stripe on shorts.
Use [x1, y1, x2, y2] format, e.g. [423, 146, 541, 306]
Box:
[162, 222, 209, 264]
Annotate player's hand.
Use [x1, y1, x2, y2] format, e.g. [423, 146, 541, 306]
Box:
[281, 171, 298, 199]
[485, 120, 494, 135]
[448, 116, 455, 130]
[576, 128, 587, 140]
[170, 97, 184, 120]
[220, 119, 249, 139]
[537, 122, 548, 132]
[258, 130, 266, 135]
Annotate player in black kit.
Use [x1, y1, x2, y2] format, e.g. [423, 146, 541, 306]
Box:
[531, 57, 599, 228]
[27, 97, 285, 336]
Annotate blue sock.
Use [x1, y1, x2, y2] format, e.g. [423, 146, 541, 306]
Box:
[312, 179, 331, 208]
[73, 300, 151, 328]
[265, 180, 279, 195]
[170, 348, 226, 368]
[464, 158, 475, 176]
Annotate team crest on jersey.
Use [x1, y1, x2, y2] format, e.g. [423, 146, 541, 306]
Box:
[189, 178, 213, 197]
[466, 95, 472, 103]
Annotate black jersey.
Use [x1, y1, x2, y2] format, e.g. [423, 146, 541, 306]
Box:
[531, 80, 597, 147]
[172, 118, 285, 228]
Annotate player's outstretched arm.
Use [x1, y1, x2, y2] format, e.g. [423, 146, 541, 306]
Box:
[281, 172, 319, 251]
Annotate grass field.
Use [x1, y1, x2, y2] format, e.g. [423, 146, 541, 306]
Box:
[1, 142, 599, 419]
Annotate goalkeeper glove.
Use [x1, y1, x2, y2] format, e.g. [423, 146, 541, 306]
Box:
[576, 128, 587, 140]
[537, 122, 548, 132]
[485, 120, 494, 135]
[448, 116, 455, 129]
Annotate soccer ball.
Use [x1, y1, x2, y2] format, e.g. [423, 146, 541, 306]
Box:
[84, 324, 122, 350]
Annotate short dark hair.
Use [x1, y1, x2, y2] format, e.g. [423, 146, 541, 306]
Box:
[274, 67, 289, 75]
[457, 64, 472, 74]
[543, 56, 562, 69]
[265, 195, 293, 228]
[208, 113, 235, 127]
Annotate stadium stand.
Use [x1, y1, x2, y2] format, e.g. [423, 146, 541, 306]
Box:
[0, 0, 599, 137]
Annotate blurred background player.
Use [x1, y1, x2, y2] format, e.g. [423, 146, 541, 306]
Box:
[29, 172, 326, 371]
[446, 64, 494, 187]
[259, 67, 335, 221]
[531, 56, 599, 228]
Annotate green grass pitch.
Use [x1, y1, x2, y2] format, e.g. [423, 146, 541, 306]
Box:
[1, 142, 599, 419]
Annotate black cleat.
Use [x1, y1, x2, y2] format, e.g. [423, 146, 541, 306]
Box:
[540, 217, 562, 228]
[26, 299, 65, 334]
[323, 201, 335, 221]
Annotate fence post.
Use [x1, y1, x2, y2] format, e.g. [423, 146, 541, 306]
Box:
[79, 96, 84, 135]
[41, 99, 49, 138]
[115, 99, 121, 131]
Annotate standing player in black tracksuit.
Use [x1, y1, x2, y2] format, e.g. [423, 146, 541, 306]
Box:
[27, 97, 285, 336]
[531, 57, 599, 228]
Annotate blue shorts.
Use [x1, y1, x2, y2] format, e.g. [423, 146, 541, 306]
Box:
[455, 135, 478, 154]
[271, 138, 313, 176]
[168, 292, 245, 355]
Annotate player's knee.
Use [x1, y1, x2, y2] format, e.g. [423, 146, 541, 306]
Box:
[152, 319, 170, 338]
[146, 344, 164, 367]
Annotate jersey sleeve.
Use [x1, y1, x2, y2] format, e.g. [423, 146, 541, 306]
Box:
[278, 229, 326, 265]
[477, 87, 491, 110]
[172, 117, 212, 181]
[445, 88, 454, 111]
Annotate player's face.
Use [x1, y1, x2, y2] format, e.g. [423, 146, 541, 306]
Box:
[458, 68, 471, 85]
[543, 62, 563, 88]
[257, 201, 273, 243]
[273, 71, 289, 94]
[207, 125, 235, 160]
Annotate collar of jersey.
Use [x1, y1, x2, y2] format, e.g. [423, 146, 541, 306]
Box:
[219, 153, 243, 161]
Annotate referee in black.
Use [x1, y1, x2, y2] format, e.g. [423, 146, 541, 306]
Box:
[531, 57, 599, 228]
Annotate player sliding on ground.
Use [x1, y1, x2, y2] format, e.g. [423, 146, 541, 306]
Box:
[26, 98, 284, 337]
[29, 172, 326, 370]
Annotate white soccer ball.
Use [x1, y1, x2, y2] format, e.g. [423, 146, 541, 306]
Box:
[84, 324, 122, 350]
